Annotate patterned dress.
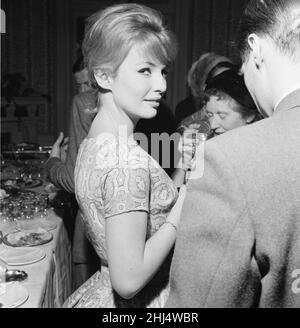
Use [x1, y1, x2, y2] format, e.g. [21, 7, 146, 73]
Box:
[63, 133, 178, 308]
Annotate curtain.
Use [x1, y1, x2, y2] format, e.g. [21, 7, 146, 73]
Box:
[1, 0, 55, 134]
[191, 0, 249, 63]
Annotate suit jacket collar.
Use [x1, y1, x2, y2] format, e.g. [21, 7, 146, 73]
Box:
[274, 88, 300, 115]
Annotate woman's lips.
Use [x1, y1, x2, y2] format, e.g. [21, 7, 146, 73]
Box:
[144, 99, 161, 107]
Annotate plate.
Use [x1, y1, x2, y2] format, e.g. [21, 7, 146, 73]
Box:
[40, 220, 57, 231]
[0, 282, 29, 308]
[2, 229, 53, 247]
[0, 178, 43, 189]
[0, 247, 46, 266]
[21, 179, 43, 189]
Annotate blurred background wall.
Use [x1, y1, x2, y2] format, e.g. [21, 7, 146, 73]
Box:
[1, 0, 248, 144]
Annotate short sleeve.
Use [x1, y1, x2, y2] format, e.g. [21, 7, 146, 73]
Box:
[101, 149, 150, 219]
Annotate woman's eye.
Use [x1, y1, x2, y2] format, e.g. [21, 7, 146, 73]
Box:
[162, 69, 169, 78]
[206, 112, 213, 118]
[139, 68, 151, 75]
[218, 113, 226, 119]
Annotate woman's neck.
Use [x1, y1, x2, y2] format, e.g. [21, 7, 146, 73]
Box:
[88, 93, 135, 139]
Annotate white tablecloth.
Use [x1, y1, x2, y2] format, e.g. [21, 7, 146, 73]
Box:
[0, 209, 72, 308]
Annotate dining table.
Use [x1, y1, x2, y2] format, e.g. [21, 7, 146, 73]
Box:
[0, 148, 73, 308]
[0, 209, 72, 308]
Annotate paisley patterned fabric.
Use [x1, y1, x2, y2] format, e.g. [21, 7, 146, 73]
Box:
[63, 134, 178, 308]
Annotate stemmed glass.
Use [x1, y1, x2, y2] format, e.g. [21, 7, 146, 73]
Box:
[0, 200, 10, 224]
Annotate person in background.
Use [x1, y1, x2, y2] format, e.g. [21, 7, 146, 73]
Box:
[45, 56, 100, 291]
[179, 68, 262, 138]
[72, 55, 94, 94]
[172, 68, 262, 188]
[166, 0, 300, 308]
[175, 52, 234, 126]
[63, 3, 190, 308]
[174, 54, 235, 186]
[204, 69, 262, 137]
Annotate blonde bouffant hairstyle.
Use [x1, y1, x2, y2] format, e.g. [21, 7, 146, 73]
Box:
[82, 3, 178, 89]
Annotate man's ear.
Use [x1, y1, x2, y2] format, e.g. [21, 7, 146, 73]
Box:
[247, 33, 264, 70]
[94, 69, 113, 90]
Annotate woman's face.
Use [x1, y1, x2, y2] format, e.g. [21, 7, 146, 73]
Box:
[205, 95, 250, 136]
[110, 45, 168, 123]
[74, 68, 93, 94]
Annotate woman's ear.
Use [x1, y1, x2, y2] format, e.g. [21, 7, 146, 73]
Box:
[94, 69, 113, 90]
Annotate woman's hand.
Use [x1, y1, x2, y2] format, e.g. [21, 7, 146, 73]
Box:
[50, 132, 69, 162]
[178, 124, 201, 171]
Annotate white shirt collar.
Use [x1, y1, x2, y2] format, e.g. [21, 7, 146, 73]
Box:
[274, 85, 300, 111]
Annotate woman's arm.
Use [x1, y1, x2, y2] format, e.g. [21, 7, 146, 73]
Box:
[106, 185, 186, 299]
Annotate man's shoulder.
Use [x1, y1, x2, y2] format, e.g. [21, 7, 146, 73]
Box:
[208, 117, 270, 152]
[206, 111, 300, 172]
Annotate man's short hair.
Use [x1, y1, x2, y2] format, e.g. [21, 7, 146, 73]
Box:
[237, 0, 300, 61]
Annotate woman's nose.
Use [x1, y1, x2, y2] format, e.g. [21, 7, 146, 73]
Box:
[209, 116, 220, 130]
[79, 85, 85, 94]
[153, 73, 167, 94]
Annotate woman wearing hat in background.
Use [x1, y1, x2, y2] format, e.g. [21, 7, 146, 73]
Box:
[172, 67, 262, 187]
[179, 67, 262, 138]
[175, 52, 234, 126]
[203, 67, 262, 138]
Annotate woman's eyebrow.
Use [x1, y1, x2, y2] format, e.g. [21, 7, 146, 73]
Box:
[137, 61, 166, 68]
[137, 61, 155, 66]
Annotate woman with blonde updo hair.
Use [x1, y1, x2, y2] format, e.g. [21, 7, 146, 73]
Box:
[63, 3, 189, 308]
